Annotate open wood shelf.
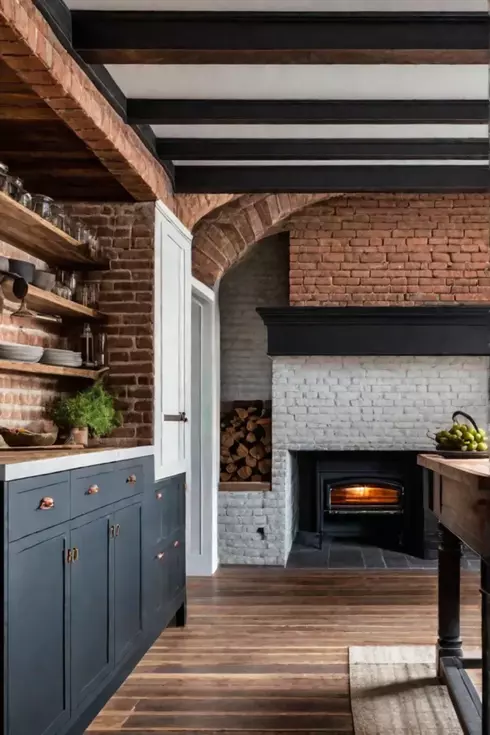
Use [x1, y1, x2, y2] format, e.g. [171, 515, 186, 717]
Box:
[219, 482, 271, 492]
[1, 280, 104, 321]
[0, 360, 108, 381]
[0, 191, 108, 270]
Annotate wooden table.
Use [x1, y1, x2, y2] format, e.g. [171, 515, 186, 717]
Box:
[418, 454, 490, 734]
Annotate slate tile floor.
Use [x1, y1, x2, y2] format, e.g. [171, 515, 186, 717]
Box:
[288, 539, 479, 571]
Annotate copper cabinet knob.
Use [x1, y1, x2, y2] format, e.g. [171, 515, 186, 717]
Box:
[39, 497, 55, 510]
[157, 552, 165, 560]
[156, 492, 163, 500]
[127, 474, 137, 485]
[87, 484, 100, 495]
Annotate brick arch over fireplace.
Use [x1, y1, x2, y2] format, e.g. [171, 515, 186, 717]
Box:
[191, 193, 340, 286]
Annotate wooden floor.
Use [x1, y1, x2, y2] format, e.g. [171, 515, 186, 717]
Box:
[88, 568, 481, 734]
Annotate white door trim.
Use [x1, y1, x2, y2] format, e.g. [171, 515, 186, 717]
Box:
[188, 278, 219, 576]
[154, 201, 192, 482]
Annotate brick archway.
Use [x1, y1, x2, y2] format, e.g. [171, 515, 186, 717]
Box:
[192, 193, 339, 286]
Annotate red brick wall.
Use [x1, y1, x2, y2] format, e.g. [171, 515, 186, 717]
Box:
[65, 202, 155, 447]
[288, 194, 490, 306]
[0, 240, 62, 428]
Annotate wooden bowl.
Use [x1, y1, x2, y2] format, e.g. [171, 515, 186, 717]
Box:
[0, 427, 58, 447]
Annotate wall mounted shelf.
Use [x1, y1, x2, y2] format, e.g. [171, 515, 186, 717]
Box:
[0, 191, 107, 270]
[1, 281, 104, 321]
[0, 360, 108, 381]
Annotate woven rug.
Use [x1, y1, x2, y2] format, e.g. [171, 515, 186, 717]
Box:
[349, 646, 463, 734]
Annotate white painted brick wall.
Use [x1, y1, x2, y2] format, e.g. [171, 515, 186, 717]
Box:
[270, 355, 489, 564]
[219, 235, 288, 402]
[272, 356, 489, 451]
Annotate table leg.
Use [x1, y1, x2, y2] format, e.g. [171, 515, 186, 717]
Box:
[482, 561, 490, 733]
[437, 524, 463, 676]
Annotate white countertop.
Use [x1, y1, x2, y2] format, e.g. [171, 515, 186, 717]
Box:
[0, 445, 154, 481]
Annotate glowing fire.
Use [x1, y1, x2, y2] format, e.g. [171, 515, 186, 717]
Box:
[331, 485, 400, 506]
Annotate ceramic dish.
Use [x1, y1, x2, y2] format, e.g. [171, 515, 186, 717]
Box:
[0, 342, 43, 363]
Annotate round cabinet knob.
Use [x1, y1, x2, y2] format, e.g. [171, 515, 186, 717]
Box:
[156, 492, 163, 500]
[174, 540, 180, 548]
[87, 484, 100, 495]
[127, 474, 137, 485]
[39, 497, 55, 510]
[157, 552, 165, 560]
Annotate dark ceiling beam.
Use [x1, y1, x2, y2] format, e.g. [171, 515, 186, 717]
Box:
[128, 100, 488, 126]
[71, 11, 489, 64]
[174, 165, 489, 194]
[158, 138, 487, 161]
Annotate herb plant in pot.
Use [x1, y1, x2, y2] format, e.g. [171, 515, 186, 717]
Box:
[49, 383, 122, 447]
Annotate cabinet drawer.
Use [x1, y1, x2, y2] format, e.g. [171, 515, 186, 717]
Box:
[71, 460, 144, 517]
[8, 473, 70, 541]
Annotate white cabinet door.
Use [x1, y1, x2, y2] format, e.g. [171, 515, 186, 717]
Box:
[154, 202, 191, 480]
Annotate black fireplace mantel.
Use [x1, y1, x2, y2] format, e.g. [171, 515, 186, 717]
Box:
[257, 306, 490, 356]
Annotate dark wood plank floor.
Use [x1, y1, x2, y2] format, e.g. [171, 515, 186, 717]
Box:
[87, 568, 481, 734]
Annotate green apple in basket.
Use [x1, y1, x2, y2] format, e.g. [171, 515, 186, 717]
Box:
[430, 411, 488, 453]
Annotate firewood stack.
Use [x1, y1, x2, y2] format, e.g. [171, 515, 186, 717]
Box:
[220, 402, 272, 483]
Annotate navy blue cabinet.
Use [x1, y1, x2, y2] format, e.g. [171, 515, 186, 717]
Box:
[71, 509, 113, 713]
[114, 501, 143, 665]
[3, 459, 186, 735]
[8, 525, 71, 735]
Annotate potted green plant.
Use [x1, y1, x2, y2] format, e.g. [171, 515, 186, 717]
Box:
[48, 383, 122, 446]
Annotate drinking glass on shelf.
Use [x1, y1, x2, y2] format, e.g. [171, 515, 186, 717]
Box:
[75, 284, 89, 307]
[18, 190, 33, 210]
[7, 176, 24, 202]
[32, 194, 55, 220]
[0, 162, 8, 192]
[87, 282, 100, 309]
[71, 220, 90, 244]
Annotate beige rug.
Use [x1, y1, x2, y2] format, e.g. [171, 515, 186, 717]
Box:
[349, 646, 463, 734]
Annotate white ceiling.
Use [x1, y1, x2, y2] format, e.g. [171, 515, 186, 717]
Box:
[66, 0, 486, 11]
[108, 65, 488, 101]
[152, 124, 488, 139]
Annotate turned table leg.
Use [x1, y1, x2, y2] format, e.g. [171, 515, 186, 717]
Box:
[437, 525, 463, 676]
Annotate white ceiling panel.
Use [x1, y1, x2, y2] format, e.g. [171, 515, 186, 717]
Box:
[66, 0, 486, 11]
[174, 159, 487, 166]
[108, 65, 488, 101]
[152, 124, 488, 139]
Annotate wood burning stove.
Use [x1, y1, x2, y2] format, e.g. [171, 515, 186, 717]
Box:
[294, 451, 436, 557]
[319, 476, 404, 548]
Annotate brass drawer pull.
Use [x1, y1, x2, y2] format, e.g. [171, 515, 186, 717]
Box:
[73, 547, 79, 562]
[174, 540, 180, 548]
[39, 497, 55, 510]
[115, 524, 120, 537]
[127, 474, 137, 485]
[157, 552, 165, 560]
[110, 525, 115, 539]
[156, 492, 163, 500]
[87, 484, 100, 495]
[66, 548, 73, 564]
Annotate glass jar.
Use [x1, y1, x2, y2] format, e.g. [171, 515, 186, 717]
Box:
[6, 176, 24, 202]
[80, 323, 95, 368]
[32, 194, 55, 221]
[0, 162, 8, 193]
[18, 190, 33, 210]
[87, 282, 100, 309]
[51, 204, 67, 231]
[71, 220, 90, 244]
[75, 283, 89, 307]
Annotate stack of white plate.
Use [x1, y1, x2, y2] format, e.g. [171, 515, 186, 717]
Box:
[41, 348, 83, 368]
[0, 342, 43, 363]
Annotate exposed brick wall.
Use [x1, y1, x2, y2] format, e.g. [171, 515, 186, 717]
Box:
[193, 193, 338, 286]
[288, 194, 490, 306]
[220, 235, 289, 402]
[65, 202, 156, 446]
[0, 240, 61, 428]
[175, 194, 239, 231]
[0, 0, 172, 204]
